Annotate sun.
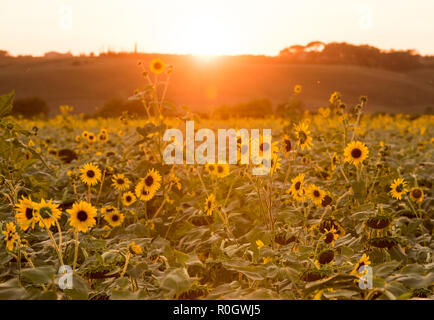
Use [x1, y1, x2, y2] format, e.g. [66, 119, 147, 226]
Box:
[173, 16, 238, 56]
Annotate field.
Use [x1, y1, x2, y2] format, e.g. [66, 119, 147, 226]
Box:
[1, 54, 434, 115]
[0, 60, 433, 300]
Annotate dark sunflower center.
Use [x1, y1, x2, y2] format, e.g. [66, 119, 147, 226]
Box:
[145, 175, 154, 186]
[412, 189, 422, 198]
[298, 131, 307, 144]
[89, 135, 94, 140]
[25, 208, 33, 219]
[351, 148, 362, 158]
[217, 166, 223, 173]
[325, 233, 334, 243]
[77, 210, 88, 222]
[39, 207, 52, 219]
[295, 181, 301, 190]
[207, 201, 212, 208]
[209, 166, 215, 171]
[322, 195, 332, 207]
[112, 214, 119, 222]
[116, 178, 125, 185]
[142, 188, 149, 196]
[396, 184, 403, 193]
[284, 139, 291, 152]
[87, 170, 95, 178]
[313, 190, 320, 197]
[154, 62, 162, 70]
[126, 196, 132, 202]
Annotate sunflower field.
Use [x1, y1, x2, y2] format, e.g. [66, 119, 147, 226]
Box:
[0, 60, 433, 300]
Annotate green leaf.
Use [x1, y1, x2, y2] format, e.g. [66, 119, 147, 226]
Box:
[64, 275, 90, 300]
[0, 91, 14, 117]
[21, 266, 55, 285]
[159, 268, 191, 294]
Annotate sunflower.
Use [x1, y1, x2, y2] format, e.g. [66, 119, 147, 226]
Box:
[97, 132, 109, 143]
[282, 135, 292, 158]
[104, 210, 125, 227]
[307, 184, 325, 206]
[15, 196, 38, 231]
[111, 174, 131, 192]
[294, 84, 302, 94]
[269, 154, 282, 176]
[122, 192, 136, 206]
[80, 162, 102, 186]
[215, 163, 230, 178]
[323, 226, 339, 247]
[344, 141, 369, 166]
[331, 152, 338, 171]
[287, 173, 305, 201]
[34, 199, 62, 229]
[409, 187, 424, 202]
[141, 168, 162, 194]
[256, 239, 265, 250]
[167, 172, 181, 191]
[205, 163, 217, 175]
[101, 205, 117, 214]
[81, 130, 89, 139]
[351, 253, 371, 275]
[389, 178, 408, 200]
[129, 241, 142, 255]
[135, 180, 156, 201]
[150, 58, 165, 74]
[294, 122, 313, 151]
[87, 132, 96, 143]
[2, 222, 18, 251]
[204, 194, 216, 216]
[251, 135, 279, 161]
[67, 201, 97, 233]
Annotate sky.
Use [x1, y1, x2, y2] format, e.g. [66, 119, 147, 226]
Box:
[1, 0, 434, 56]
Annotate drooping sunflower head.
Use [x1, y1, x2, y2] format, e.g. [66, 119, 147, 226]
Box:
[104, 210, 125, 228]
[323, 227, 339, 246]
[34, 199, 62, 229]
[122, 192, 136, 206]
[150, 58, 166, 75]
[389, 178, 408, 200]
[15, 196, 38, 231]
[67, 201, 97, 233]
[111, 174, 131, 192]
[204, 194, 216, 216]
[79, 162, 102, 186]
[409, 187, 424, 203]
[294, 122, 313, 151]
[135, 180, 156, 202]
[344, 141, 369, 166]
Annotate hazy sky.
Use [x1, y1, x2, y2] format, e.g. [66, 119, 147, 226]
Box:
[1, 0, 434, 56]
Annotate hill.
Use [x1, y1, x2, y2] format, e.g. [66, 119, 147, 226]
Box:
[0, 53, 433, 115]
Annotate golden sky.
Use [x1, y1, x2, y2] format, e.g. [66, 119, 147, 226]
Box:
[1, 0, 434, 56]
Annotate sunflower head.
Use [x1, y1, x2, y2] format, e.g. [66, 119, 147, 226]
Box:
[409, 187, 424, 202]
[2, 222, 18, 251]
[135, 180, 156, 202]
[129, 241, 143, 255]
[34, 199, 61, 229]
[80, 163, 102, 186]
[389, 178, 408, 200]
[142, 168, 162, 194]
[104, 210, 125, 228]
[15, 196, 38, 231]
[344, 141, 369, 166]
[215, 163, 230, 178]
[294, 122, 313, 151]
[122, 192, 136, 206]
[67, 201, 97, 233]
[307, 184, 325, 206]
[294, 84, 302, 94]
[204, 194, 216, 216]
[150, 58, 165, 75]
[112, 174, 131, 192]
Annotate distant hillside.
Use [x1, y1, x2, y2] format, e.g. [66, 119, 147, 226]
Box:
[0, 53, 433, 115]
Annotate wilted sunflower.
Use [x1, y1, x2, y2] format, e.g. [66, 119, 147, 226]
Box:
[111, 174, 131, 192]
[122, 192, 136, 206]
[204, 194, 216, 216]
[307, 184, 325, 206]
[150, 58, 165, 74]
[282, 135, 292, 158]
[323, 226, 339, 247]
[351, 253, 371, 275]
[141, 168, 162, 194]
[67, 201, 97, 233]
[80, 162, 102, 186]
[104, 210, 125, 227]
[34, 199, 62, 229]
[409, 187, 424, 202]
[344, 141, 369, 166]
[2, 222, 18, 251]
[135, 181, 156, 201]
[390, 178, 408, 200]
[215, 163, 230, 178]
[129, 241, 142, 255]
[15, 196, 38, 231]
[288, 173, 305, 201]
[294, 122, 313, 151]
